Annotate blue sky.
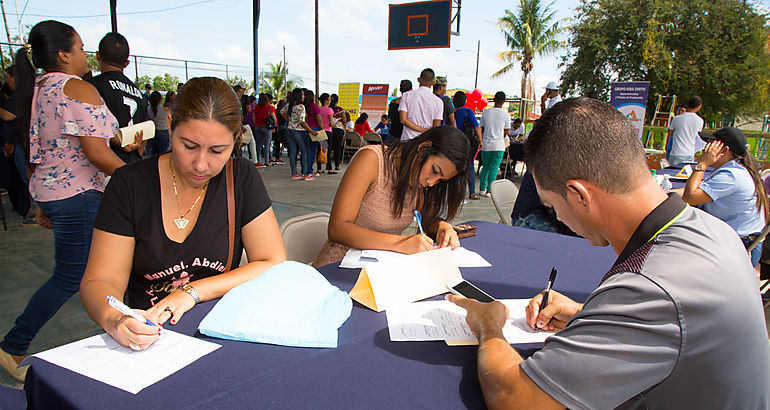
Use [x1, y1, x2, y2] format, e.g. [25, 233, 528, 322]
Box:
[13, 0, 770, 98]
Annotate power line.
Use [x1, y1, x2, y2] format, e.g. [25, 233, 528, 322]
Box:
[10, 0, 214, 19]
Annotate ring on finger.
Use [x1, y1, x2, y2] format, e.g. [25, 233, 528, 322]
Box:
[129, 341, 142, 351]
[163, 307, 173, 318]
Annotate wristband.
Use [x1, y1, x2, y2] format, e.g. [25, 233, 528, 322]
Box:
[181, 284, 200, 304]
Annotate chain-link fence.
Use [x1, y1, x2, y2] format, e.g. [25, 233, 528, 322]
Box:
[0, 41, 268, 92]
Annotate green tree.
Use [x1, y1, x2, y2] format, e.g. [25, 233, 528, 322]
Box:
[560, 0, 770, 122]
[261, 61, 303, 99]
[224, 75, 254, 94]
[152, 73, 182, 92]
[492, 0, 566, 101]
[135, 75, 153, 90]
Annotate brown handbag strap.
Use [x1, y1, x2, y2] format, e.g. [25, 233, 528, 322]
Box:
[224, 158, 235, 272]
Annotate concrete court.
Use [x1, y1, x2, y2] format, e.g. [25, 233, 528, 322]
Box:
[1, 159, 768, 391]
[0, 159, 519, 389]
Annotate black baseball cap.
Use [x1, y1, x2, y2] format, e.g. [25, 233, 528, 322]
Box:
[698, 127, 748, 156]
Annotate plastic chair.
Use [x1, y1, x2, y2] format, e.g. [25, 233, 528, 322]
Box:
[279, 212, 331, 264]
[489, 179, 519, 225]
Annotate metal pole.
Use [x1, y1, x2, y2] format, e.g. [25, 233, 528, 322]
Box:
[225, 65, 229, 81]
[133, 55, 138, 82]
[283, 46, 287, 98]
[184, 60, 188, 81]
[109, 0, 118, 33]
[474, 40, 480, 89]
[253, 0, 260, 96]
[314, 0, 319, 97]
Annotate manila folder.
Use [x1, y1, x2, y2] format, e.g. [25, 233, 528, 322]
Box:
[349, 247, 461, 312]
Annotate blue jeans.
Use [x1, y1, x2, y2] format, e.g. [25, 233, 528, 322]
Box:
[286, 129, 308, 176]
[306, 129, 320, 174]
[0, 190, 102, 356]
[253, 126, 272, 165]
[513, 211, 562, 234]
[741, 235, 763, 267]
[13, 142, 29, 188]
[467, 157, 476, 195]
[666, 154, 693, 169]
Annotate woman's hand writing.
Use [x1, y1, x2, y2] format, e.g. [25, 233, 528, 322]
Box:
[109, 309, 161, 350]
[395, 233, 434, 254]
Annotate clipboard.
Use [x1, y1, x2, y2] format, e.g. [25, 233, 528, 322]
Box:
[310, 129, 328, 142]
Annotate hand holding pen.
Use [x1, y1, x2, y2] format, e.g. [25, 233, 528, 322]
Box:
[524, 267, 584, 332]
[107, 296, 162, 351]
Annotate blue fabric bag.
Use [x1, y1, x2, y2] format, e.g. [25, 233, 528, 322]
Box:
[198, 261, 352, 348]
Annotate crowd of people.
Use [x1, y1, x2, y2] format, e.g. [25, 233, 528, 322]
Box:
[0, 18, 768, 409]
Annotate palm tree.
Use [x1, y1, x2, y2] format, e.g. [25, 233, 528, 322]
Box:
[493, 0, 566, 104]
[262, 61, 303, 100]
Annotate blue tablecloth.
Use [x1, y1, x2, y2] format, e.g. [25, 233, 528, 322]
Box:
[656, 166, 713, 189]
[24, 222, 616, 409]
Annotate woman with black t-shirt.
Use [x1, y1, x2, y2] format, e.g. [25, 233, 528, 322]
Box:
[80, 77, 286, 352]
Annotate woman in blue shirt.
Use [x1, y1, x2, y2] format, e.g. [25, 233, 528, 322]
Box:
[677, 127, 768, 266]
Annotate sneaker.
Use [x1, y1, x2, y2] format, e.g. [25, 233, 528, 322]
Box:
[462, 199, 468, 205]
[21, 216, 37, 226]
[327, 170, 338, 175]
[291, 175, 303, 180]
[255, 162, 267, 168]
[304, 175, 314, 181]
[275, 159, 285, 164]
[0, 349, 27, 382]
[483, 191, 491, 198]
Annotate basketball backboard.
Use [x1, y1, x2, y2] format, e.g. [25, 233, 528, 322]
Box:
[388, 1, 452, 50]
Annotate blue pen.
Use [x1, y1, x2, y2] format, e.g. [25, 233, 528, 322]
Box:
[107, 296, 157, 326]
[414, 210, 425, 235]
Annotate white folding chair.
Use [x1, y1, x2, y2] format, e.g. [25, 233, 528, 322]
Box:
[279, 212, 330, 264]
[489, 179, 519, 225]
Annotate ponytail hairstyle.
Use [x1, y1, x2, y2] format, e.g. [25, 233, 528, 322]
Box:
[149, 91, 161, 117]
[16, 20, 77, 162]
[383, 126, 469, 225]
[735, 150, 769, 223]
[329, 93, 339, 109]
[170, 77, 242, 147]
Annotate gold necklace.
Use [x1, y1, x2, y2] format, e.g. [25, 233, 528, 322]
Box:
[170, 160, 207, 230]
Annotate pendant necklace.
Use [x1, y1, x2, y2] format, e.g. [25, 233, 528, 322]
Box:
[170, 160, 207, 230]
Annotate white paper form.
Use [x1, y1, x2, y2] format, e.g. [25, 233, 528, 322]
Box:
[386, 299, 552, 345]
[27, 330, 220, 394]
[340, 247, 491, 269]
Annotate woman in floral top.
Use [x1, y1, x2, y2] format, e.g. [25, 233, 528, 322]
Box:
[279, 87, 317, 180]
[0, 20, 124, 382]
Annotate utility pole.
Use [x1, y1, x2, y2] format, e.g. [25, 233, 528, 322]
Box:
[283, 46, 287, 98]
[314, 0, 319, 97]
[253, 0, 260, 96]
[474, 40, 480, 89]
[109, 0, 118, 33]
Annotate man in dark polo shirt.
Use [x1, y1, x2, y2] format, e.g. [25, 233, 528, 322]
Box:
[449, 97, 770, 409]
[88, 32, 147, 164]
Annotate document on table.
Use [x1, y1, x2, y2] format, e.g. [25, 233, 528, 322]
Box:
[340, 246, 491, 269]
[386, 299, 552, 345]
[27, 330, 220, 394]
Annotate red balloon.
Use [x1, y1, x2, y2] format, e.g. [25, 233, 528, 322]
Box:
[469, 89, 482, 101]
[475, 99, 488, 111]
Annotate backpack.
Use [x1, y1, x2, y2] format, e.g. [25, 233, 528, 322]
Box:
[461, 107, 479, 151]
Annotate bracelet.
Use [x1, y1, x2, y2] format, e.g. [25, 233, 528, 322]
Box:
[181, 284, 200, 304]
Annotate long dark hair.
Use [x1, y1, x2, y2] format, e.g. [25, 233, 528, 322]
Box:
[16, 20, 77, 162]
[734, 151, 769, 223]
[287, 88, 303, 116]
[170, 77, 242, 143]
[329, 93, 339, 109]
[303, 88, 315, 112]
[355, 112, 368, 124]
[149, 91, 161, 116]
[257, 92, 268, 106]
[383, 126, 469, 225]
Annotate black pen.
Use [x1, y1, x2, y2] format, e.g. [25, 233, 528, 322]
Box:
[540, 267, 558, 311]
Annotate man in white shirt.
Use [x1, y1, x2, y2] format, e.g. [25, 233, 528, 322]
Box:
[398, 68, 443, 141]
[540, 81, 562, 114]
[666, 96, 704, 168]
[478, 91, 511, 196]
